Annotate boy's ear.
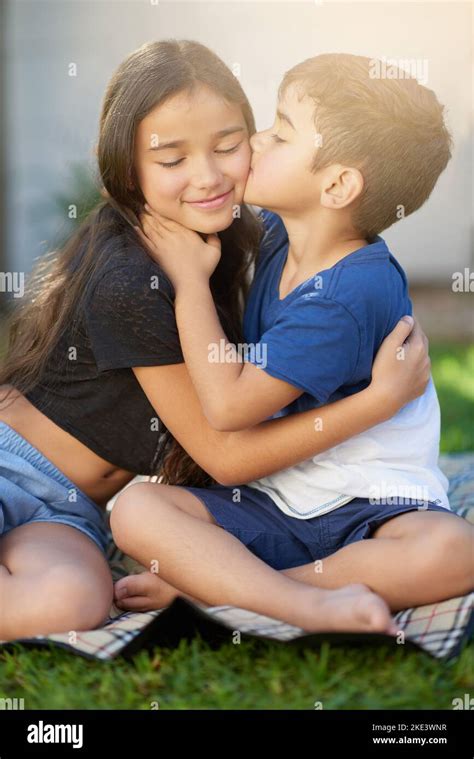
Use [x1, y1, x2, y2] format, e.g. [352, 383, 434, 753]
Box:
[320, 165, 364, 209]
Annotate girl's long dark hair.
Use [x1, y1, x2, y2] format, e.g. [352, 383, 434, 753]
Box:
[0, 39, 263, 487]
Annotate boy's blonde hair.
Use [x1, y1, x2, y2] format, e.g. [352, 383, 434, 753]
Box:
[279, 53, 453, 238]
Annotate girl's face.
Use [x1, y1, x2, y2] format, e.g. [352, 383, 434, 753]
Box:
[134, 84, 251, 234]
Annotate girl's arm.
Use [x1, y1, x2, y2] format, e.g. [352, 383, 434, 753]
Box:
[133, 316, 430, 485]
[173, 277, 303, 430]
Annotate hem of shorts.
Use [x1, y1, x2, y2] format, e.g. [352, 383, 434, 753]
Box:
[178, 485, 264, 537]
[180, 485, 310, 550]
[27, 518, 109, 553]
[362, 502, 453, 540]
[178, 485, 230, 529]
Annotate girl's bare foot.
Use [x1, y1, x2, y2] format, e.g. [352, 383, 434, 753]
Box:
[114, 571, 205, 611]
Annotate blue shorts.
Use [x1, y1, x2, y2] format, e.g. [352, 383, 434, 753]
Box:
[0, 422, 110, 554]
[181, 483, 453, 570]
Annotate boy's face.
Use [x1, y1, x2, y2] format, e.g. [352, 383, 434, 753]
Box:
[243, 84, 322, 214]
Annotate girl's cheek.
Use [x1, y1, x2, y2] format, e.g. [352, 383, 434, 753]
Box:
[145, 169, 188, 204]
[229, 148, 252, 183]
[162, 171, 189, 197]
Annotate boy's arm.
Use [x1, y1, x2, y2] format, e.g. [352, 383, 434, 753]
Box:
[175, 277, 303, 431]
[135, 204, 359, 432]
[133, 316, 428, 485]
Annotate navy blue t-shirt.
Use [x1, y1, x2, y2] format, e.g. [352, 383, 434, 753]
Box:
[243, 209, 413, 418]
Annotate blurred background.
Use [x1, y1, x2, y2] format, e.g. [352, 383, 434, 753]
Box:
[0, 0, 472, 450]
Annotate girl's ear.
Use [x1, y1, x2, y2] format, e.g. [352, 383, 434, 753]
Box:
[127, 170, 135, 191]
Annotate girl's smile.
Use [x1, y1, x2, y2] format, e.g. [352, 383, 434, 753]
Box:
[185, 187, 234, 209]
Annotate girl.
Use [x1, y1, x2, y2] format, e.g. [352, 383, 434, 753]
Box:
[0, 40, 429, 642]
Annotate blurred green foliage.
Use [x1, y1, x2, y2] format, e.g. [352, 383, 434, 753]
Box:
[44, 161, 103, 251]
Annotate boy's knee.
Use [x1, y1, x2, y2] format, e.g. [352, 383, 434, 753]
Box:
[418, 517, 473, 587]
[446, 521, 474, 588]
[435, 517, 473, 556]
[111, 483, 148, 539]
[110, 482, 168, 549]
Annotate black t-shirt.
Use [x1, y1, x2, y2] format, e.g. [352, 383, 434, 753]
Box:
[24, 211, 184, 474]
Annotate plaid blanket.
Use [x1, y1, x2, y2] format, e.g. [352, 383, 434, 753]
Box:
[1, 453, 473, 662]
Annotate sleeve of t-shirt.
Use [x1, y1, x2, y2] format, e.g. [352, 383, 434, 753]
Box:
[248, 294, 361, 404]
[84, 261, 184, 372]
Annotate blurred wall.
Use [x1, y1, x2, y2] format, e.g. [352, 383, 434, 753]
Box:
[2, 0, 473, 289]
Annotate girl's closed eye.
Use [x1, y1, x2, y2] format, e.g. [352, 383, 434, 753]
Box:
[158, 141, 243, 168]
[271, 133, 285, 143]
[158, 158, 185, 168]
[215, 142, 243, 155]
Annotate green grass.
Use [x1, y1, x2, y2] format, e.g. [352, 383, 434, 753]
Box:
[1, 638, 473, 710]
[431, 343, 474, 453]
[0, 338, 473, 709]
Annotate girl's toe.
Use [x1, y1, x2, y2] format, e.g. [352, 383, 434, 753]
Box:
[114, 573, 146, 600]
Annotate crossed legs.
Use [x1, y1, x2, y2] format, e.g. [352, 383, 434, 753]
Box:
[111, 482, 473, 619]
[110, 482, 400, 634]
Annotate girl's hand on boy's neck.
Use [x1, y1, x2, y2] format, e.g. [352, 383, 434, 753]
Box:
[134, 204, 221, 290]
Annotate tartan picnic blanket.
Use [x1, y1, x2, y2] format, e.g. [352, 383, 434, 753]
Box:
[1, 453, 473, 662]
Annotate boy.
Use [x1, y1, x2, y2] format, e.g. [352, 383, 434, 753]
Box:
[113, 54, 473, 623]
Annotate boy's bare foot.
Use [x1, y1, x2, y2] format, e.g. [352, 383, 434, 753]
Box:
[303, 583, 398, 636]
[114, 572, 397, 636]
[114, 571, 205, 611]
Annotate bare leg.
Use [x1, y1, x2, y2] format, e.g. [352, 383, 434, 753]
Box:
[281, 511, 474, 611]
[0, 522, 114, 641]
[110, 482, 397, 634]
[113, 487, 473, 613]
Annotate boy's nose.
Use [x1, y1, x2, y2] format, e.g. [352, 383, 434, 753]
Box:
[250, 131, 265, 153]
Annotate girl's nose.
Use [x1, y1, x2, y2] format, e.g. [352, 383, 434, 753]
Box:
[192, 157, 223, 188]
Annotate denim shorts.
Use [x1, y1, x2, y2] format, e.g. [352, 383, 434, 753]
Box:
[181, 483, 454, 570]
[0, 422, 110, 554]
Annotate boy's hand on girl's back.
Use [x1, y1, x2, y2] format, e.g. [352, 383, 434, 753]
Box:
[370, 315, 431, 417]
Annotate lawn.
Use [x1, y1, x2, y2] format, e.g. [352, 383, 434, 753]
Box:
[0, 340, 473, 709]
